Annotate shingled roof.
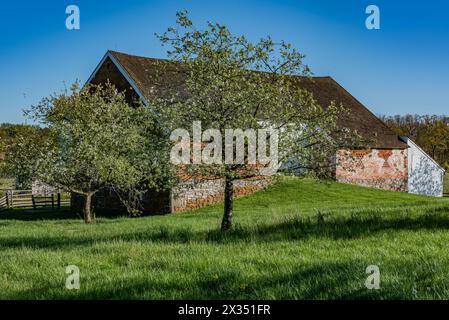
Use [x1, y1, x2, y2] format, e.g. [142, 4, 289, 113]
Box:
[89, 50, 407, 149]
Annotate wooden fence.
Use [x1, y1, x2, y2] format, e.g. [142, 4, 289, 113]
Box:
[0, 189, 70, 212]
[0, 195, 7, 212]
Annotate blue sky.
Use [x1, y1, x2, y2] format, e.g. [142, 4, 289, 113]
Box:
[0, 0, 448, 124]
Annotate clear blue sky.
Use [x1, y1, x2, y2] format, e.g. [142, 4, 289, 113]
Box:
[1, 0, 448, 124]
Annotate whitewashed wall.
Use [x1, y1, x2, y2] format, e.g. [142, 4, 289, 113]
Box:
[31, 180, 58, 195]
[401, 137, 445, 197]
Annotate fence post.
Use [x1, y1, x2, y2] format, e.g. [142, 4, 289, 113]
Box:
[6, 190, 10, 209]
[32, 195, 36, 210]
[51, 194, 55, 210]
[57, 193, 61, 210]
[10, 190, 13, 208]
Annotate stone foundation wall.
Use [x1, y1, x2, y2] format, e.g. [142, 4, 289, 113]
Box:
[336, 149, 408, 192]
[71, 177, 273, 215]
[172, 177, 273, 213]
[71, 188, 172, 216]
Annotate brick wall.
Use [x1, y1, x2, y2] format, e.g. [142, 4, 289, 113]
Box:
[336, 148, 408, 192]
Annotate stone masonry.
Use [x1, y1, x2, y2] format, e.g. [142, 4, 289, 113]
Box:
[171, 177, 272, 213]
[71, 176, 272, 215]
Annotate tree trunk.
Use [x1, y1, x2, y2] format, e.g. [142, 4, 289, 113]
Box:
[221, 177, 234, 231]
[83, 193, 94, 224]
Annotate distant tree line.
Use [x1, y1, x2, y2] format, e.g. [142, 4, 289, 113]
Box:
[379, 114, 449, 169]
[1, 83, 176, 223]
[0, 123, 54, 182]
[0, 123, 52, 149]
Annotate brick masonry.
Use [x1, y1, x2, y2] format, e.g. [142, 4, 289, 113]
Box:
[171, 177, 272, 213]
[336, 148, 408, 192]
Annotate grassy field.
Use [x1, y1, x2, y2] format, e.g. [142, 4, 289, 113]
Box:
[1, 177, 449, 299]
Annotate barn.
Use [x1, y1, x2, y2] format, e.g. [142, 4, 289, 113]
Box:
[78, 50, 445, 214]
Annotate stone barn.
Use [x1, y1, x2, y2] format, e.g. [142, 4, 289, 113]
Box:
[74, 51, 445, 214]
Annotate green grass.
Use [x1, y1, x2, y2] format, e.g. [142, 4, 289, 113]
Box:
[1, 177, 449, 299]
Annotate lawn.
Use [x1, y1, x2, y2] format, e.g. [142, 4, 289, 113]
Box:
[1, 176, 449, 299]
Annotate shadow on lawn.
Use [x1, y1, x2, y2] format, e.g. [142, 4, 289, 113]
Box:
[0, 209, 133, 221]
[2, 205, 449, 250]
[205, 207, 449, 243]
[0, 209, 81, 221]
[10, 260, 415, 299]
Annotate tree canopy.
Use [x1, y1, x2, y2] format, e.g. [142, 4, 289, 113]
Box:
[153, 10, 359, 230]
[380, 114, 449, 170]
[4, 82, 175, 223]
[0, 123, 53, 184]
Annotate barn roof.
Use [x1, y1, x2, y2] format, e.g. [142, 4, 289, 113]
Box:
[89, 50, 407, 149]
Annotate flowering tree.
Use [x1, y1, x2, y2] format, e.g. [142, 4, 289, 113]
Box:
[153, 11, 360, 231]
[6, 82, 175, 223]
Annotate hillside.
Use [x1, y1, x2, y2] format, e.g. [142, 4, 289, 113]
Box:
[1, 177, 449, 299]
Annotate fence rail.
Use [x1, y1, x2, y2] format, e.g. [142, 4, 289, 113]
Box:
[0, 189, 70, 211]
[0, 196, 7, 212]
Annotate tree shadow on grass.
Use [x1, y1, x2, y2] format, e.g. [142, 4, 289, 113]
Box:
[0, 208, 134, 221]
[0, 209, 81, 221]
[206, 205, 449, 242]
[8, 260, 413, 300]
[2, 207, 449, 250]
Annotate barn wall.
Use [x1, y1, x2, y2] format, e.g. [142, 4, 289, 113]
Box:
[404, 138, 445, 197]
[171, 177, 272, 213]
[71, 188, 172, 216]
[336, 148, 408, 192]
[71, 177, 272, 215]
[89, 57, 140, 105]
